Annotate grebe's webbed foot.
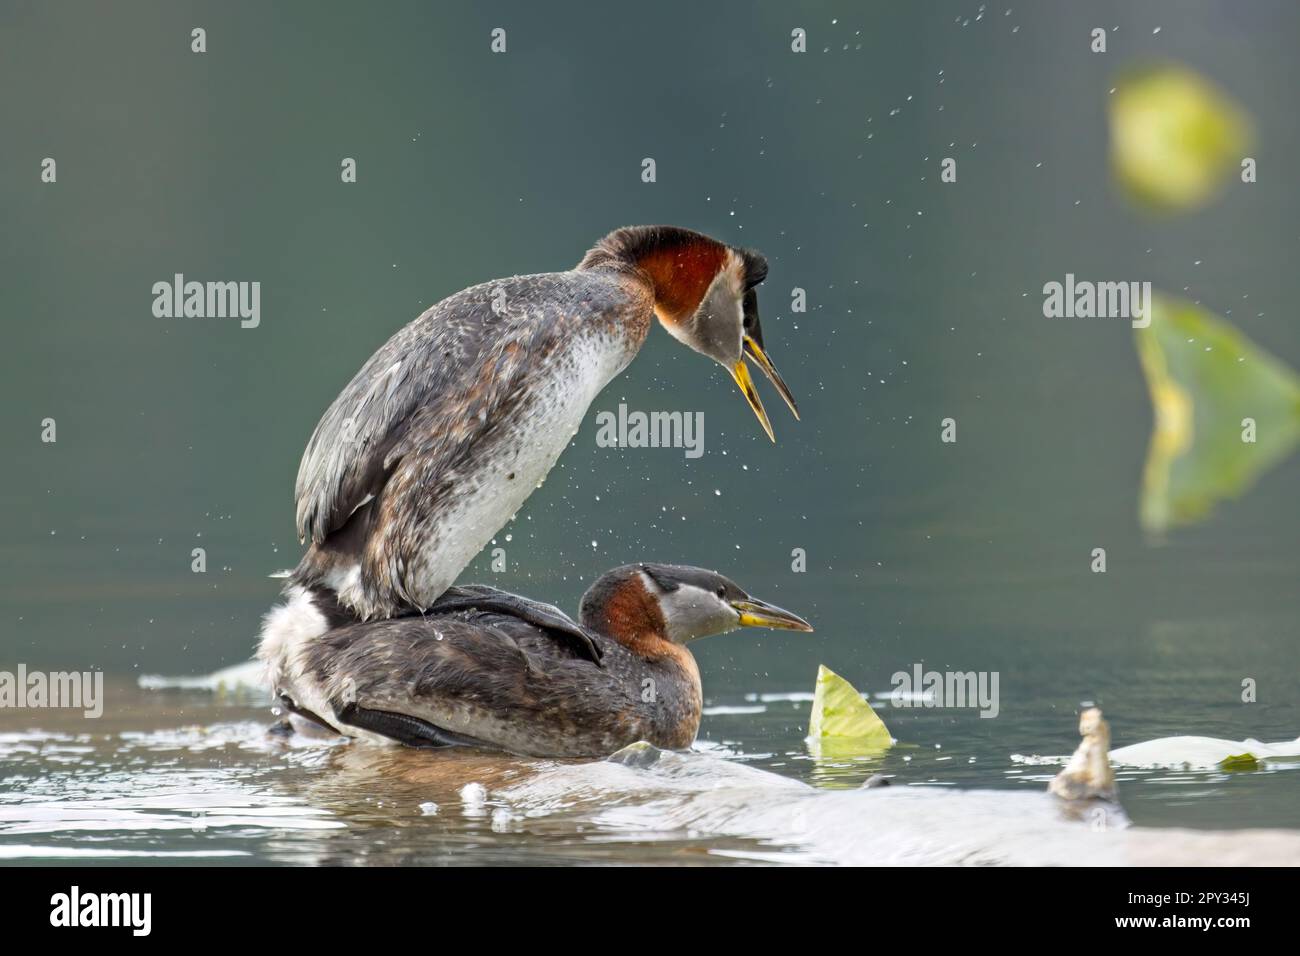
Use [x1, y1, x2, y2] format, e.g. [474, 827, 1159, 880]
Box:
[277, 693, 342, 735]
[333, 701, 489, 750]
[430, 585, 604, 666]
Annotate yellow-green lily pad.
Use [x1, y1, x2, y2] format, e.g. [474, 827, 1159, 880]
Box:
[1136, 294, 1300, 532]
[807, 665, 892, 750]
[1110, 63, 1251, 212]
[1219, 753, 1260, 772]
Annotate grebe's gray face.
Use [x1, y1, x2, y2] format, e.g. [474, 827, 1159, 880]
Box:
[691, 269, 746, 369]
[682, 253, 799, 443]
[640, 565, 814, 644]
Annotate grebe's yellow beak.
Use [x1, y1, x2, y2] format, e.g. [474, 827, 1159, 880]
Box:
[730, 596, 814, 632]
[744, 334, 800, 421]
[730, 358, 775, 442]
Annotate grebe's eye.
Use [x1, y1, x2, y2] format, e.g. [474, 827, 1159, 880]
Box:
[716, 587, 726, 598]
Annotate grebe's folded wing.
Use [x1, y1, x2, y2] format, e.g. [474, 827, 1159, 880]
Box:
[333, 700, 492, 749]
[293, 279, 576, 549]
[430, 584, 604, 665]
[309, 612, 608, 753]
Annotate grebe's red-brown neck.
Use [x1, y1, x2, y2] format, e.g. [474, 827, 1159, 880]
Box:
[579, 225, 731, 325]
[579, 568, 674, 659]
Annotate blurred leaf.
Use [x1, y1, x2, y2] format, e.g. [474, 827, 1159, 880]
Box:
[1136, 294, 1300, 532]
[1110, 63, 1251, 212]
[806, 664, 892, 754]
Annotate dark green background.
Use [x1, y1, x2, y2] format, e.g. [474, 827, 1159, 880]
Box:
[3, 1, 1297, 784]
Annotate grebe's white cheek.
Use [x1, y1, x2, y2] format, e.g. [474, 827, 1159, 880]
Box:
[663, 584, 741, 643]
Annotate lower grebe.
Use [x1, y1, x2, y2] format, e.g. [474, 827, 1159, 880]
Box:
[259, 563, 812, 758]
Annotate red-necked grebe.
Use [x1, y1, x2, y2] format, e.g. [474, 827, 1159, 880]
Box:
[289, 226, 798, 621]
[259, 564, 812, 758]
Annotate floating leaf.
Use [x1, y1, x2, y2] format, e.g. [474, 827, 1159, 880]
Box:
[1108, 734, 1300, 769]
[806, 665, 892, 752]
[1018, 734, 1300, 771]
[1136, 294, 1300, 532]
[1219, 753, 1260, 772]
[1110, 63, 1251, 212]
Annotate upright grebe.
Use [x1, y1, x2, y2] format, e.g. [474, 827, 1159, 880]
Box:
[259, 564, 812, 758]
[289, 226, 798, 621]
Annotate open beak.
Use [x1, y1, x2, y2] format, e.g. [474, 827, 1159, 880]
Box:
[730, 597, 814, 632]
[744, 335, 800, 421]
[730, 358, 775, 442]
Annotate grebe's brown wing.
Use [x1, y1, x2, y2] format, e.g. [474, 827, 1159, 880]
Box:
[333, 700, 492, 750]
[293, 275, 583, 549]
[309, 613, 610, 753]
[428, 584, 603, 665]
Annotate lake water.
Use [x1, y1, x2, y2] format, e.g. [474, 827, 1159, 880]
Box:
[2, 654, 1297, 865]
